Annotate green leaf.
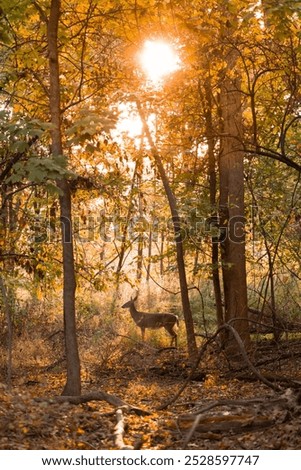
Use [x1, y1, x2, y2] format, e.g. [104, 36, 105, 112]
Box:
[28, 166, 45, 183]
[45, 182, 62, 195]
[11, 140, 29, 153]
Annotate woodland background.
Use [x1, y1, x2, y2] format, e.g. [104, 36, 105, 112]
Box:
[0, 0, 301, 450]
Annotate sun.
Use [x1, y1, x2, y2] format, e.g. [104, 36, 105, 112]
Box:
[139, 40, 180, 84]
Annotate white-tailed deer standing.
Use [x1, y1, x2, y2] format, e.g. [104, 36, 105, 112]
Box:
[122, 295, 179, 347]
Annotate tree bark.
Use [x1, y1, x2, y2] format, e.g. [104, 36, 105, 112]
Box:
[219, 47, 250, 356]
[47, 0, 81, 395]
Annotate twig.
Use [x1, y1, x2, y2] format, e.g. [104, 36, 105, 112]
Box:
[182, 414, 203, 448]
[142, 259, 179, 295]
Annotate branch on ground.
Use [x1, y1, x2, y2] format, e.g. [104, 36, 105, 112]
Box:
[35, 391, 151, 416]
[158, 322, 282, 411]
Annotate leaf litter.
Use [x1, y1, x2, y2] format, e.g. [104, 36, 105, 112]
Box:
[1, 341, 301, 450]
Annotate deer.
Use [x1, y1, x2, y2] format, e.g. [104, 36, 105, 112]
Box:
[122, 295, 179, 347]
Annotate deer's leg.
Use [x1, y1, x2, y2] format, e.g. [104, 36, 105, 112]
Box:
[165, 326, 178, 348]
[171, 332, 177, 348]
[141, 327, 145, 342]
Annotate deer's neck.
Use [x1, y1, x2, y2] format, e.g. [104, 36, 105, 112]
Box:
[129, 304, 142, 323]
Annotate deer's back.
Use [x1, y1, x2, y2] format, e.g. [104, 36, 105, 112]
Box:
[136, 312, 178, 329]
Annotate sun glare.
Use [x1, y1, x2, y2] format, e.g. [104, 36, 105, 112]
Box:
[139, 40, 180, 83]
[112, 102, 157, 149]
[115, 103, 143, 140]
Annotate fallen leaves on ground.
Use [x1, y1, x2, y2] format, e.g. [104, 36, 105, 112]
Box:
[1, 340, 301, 450]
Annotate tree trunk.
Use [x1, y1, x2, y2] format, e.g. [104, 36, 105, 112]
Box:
[0, 186, 14, 390]
[116, 162, 138, 274]
[146, 229, 152, 281]
[0, 276, 13, 390]
[219, 47, 250, 357]
[159, 230, 165, 277]
[136, 99, 197, 358]
[136, 161, 144, 281]
[47, 0, 81, 395]
[204, 76, 224, 329]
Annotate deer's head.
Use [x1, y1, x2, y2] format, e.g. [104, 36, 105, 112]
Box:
[121, 293, 138, 309]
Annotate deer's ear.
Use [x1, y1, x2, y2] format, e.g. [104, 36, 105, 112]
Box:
[132, 291, 139, 302]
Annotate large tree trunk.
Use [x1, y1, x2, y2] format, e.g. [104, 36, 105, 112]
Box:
[47, 0, 81, 395]
[136, 99, 197, 358]
[219, 47, 250, 357]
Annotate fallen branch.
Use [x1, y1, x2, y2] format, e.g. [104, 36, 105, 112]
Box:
[181, 388, 301, 448]
[233, 373, 301, 388]
[183, 392, 299, 417]
[158, 323, 282, 410]
[181, 413, 274, 448]
[35, 391, 151, 416]
[114, 408, 134, 450]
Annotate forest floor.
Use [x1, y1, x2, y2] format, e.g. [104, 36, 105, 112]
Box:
[1, 337, 301, 450]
